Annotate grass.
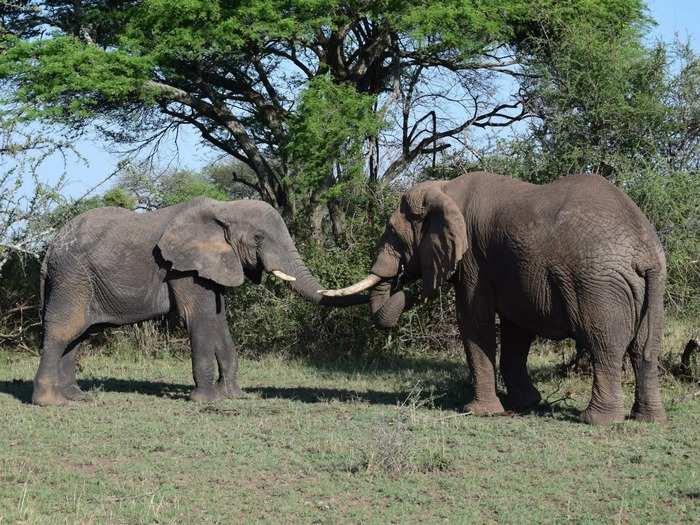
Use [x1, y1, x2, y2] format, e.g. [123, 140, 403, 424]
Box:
[0, 318, 698, 524]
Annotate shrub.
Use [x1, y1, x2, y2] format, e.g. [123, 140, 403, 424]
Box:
[623, 166, 700, 313]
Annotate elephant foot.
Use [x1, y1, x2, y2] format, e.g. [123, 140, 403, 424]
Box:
[579, 405, 625, 425]
[190, 385, 222, 403]
[462, 398, 505, 416]
[217, 382, 246, 399]
[32, 383, 70, 407]
[630, 402, 667, 423]
[61, 383, 88, 401]
[505, 388, 542, 412]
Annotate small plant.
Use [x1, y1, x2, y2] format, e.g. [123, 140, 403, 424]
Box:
[350, 382, 453, 476]
[359, 416, 412, 476]
[417, 449, 452, 473]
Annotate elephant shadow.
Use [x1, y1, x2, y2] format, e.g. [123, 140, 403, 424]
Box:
[0, 379, 33, 404]
[249, 384, 581, 422]
[248, 386, 411, 406]
[251, 352, 582, 421]
[0, 377, 580, 421]
[78, 378, 193, 400]
[0, 378, 192, 404]
[0, 352, 581, 421]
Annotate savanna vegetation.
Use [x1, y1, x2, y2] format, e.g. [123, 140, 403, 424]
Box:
[0, 1, 698, 522]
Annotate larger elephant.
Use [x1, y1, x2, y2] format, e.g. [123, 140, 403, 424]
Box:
[34, 197, 366, 406]
[322, 172, 667, 425]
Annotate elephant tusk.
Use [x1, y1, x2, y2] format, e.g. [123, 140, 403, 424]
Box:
[271, 270, 296, 282]
[318, 274, 382, 296]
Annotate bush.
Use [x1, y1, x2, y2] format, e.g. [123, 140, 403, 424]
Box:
[623, 166, 700, 313]
[0, 252, 42, 351]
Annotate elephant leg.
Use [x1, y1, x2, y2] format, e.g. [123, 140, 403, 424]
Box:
[581, 355, 625, 425]
[58, 343, 87, 401]
[34, 329, 87, 406]
[463, 337, 504, 415]
[33, 336, 72, 406]
[214, 321, 244, 399]
[628, 341, 667, 423]
[170, 276, 232, 402]
[33, 292, 91, 406]
[455, 285, 503, 415]
[578, 316, 629, 425]
[188, 322, 221, 402]
[500, 317, 540, 411]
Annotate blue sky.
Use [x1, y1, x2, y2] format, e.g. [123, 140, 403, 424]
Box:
[32, 0, 700, 198]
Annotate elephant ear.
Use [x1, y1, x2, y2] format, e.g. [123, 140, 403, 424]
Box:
[404, 182, 467, 297]
[157, 200, 245, 287]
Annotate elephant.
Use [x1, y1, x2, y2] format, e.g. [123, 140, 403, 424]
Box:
[33, 197, 366, 406]
[321, 172, 667, 425]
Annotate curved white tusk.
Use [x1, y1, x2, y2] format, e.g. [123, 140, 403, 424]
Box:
[318, 274, 381, 296]
[271, 270, 296, 282]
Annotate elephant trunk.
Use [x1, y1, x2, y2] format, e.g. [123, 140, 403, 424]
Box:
[366, 244, 410, 327]
[369, 279, 412, 328]
[280, 248, 368, 307]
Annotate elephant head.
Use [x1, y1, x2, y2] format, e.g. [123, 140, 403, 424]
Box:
[157, 197, 366, 306]
[320, 181, 467, 325]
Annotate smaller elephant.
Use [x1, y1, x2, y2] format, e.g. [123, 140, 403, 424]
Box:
[34, 197, 366, 406]
[322, 172, 667, 424]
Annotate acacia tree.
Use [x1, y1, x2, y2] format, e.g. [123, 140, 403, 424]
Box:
[0, 107, 74, 274]
[1, 0, 649, 238]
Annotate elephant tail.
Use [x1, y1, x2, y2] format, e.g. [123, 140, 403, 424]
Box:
[639, 268, 665, 362]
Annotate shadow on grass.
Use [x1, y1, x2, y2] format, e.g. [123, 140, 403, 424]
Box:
[0, 379, 33, 404]
[0, 377, 582, 420]
[289, 350, 464, 376]
[78, 378, 192, 400]
[248, 383, 582, 422]
[248, 385, 411, 406]
[0, 378, 192, 404]
[0, 350, 583, 421]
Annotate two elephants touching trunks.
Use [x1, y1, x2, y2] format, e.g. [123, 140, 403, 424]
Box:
[34, 172, 667, 425]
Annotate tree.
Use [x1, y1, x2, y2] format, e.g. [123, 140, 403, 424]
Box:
[0, 0, 649, 240]
[111, 162, 250, 210]
[517, 21, 669, 180]
[0, 112, 72, 274]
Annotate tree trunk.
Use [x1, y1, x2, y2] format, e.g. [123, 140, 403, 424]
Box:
[310, 202, 325, 244]
[328, 199, 346, 245]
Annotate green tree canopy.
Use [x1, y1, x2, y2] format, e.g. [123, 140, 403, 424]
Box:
[1, 0, 650, 235]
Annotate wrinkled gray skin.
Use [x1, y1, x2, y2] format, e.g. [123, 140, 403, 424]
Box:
[33, 197, 366, 406]
[363, 172, 666, 425]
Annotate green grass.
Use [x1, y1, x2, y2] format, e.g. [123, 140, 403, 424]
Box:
[0, 319, 698, 524]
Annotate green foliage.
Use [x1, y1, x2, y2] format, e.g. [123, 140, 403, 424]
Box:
[0, 35, 153, 121]
[519, 22, 667, 180]
[111, 166, 233, 209]
[102, 187, 137, 210]
[159, 170, 230, 206]
[0, 0, 652, 212]
[624, 168, 700, 312]
[286, 75, 384, 199]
